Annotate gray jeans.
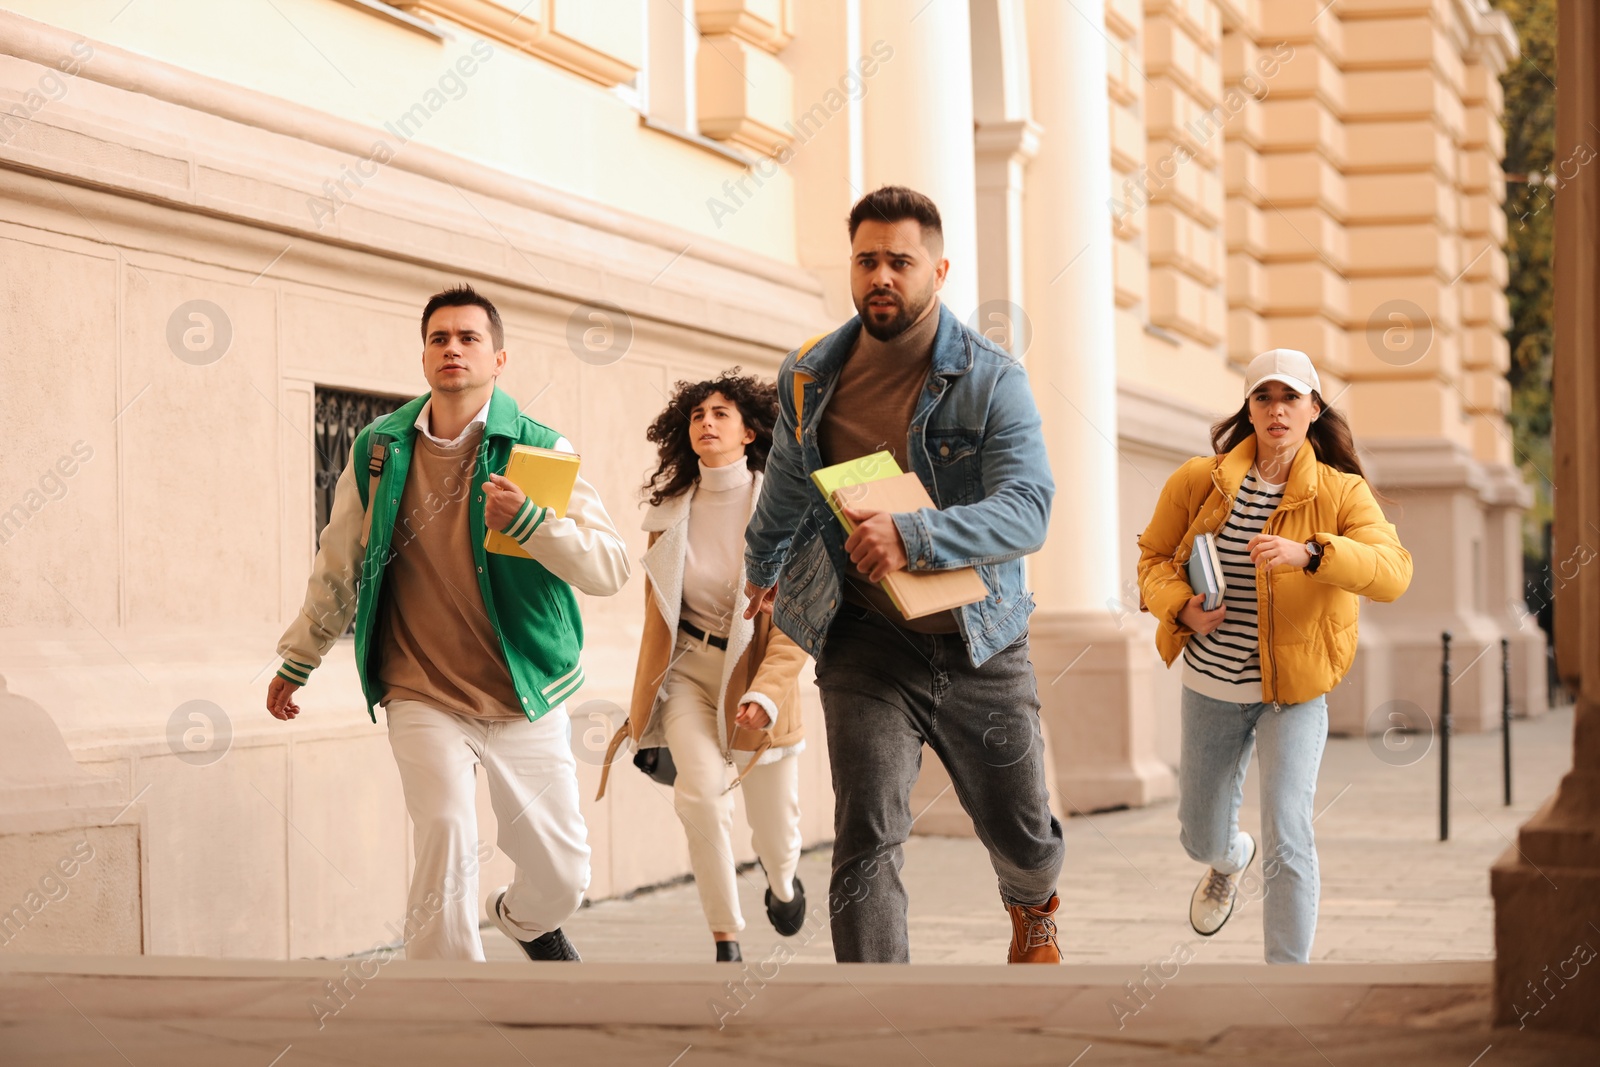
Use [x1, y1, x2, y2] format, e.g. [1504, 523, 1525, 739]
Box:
[814, 604, 1065, 963]
[1177, 687, 1328, 963]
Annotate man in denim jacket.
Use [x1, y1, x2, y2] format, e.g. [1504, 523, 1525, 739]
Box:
[742, 186, 1065, 963]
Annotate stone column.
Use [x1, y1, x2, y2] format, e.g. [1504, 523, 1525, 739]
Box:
[857, 0, 980, 319]
[970, 0, 1039, 324]
[1357, 439, 1505, 733]
[1492, 0, 1600, 1035]
[907, 1, 1066, 837]
[783, 0, 864, 319]
[1481, 465, 1549, 719]
[1021, 0, 1174, 811]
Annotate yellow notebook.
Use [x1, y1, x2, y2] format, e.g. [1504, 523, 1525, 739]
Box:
[811, 452, 989, 620]
[810, 450, 904, 527]
[484, 445, 580, 558]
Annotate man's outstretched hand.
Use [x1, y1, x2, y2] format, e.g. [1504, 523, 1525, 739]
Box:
[266, 676, 302, 721]
[842, 506, 908, 583]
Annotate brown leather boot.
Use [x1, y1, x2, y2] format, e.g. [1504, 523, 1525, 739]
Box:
[1006, 894, 1062, 963]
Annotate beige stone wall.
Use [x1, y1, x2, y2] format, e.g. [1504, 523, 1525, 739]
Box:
[0, 4, 834, 957]
[0, 0, 1540, 956]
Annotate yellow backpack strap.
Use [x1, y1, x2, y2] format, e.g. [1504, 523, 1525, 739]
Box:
[791, 333, 827, 444]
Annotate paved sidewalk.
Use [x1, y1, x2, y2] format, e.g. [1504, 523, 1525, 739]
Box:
[487, 706, 1575, 967]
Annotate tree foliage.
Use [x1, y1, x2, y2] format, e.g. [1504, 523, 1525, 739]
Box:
[1491, 0, 1556, 553]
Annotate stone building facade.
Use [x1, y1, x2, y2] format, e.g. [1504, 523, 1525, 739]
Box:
[0, 0, 1536, 959]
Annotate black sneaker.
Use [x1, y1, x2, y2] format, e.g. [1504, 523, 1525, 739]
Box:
[764, 876, 806, 937]
[489, 888, 582, 961]
[715, 940, 742, 963]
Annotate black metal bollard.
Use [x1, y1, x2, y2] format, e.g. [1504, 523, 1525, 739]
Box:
[1502, 636, 1513, 806]
[1440, 631, 1453, 842]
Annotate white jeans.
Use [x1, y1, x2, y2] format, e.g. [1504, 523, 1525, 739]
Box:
[659, 634, 802, 935]
[385, 699, 590, 960]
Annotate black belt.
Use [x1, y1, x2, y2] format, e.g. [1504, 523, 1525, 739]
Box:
[678, 619, 729, 650]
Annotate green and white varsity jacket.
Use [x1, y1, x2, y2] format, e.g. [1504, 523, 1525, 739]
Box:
[275, 387, 631, 721]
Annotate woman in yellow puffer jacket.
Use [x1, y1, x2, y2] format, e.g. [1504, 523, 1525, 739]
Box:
[1137, 348, 1412, 963]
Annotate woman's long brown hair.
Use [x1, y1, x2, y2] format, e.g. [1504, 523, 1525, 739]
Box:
[1209, 391, 1374, 483]
[643, 369, 778, 507]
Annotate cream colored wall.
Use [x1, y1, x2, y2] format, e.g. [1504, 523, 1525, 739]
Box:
[0, 5, 835, 958]
[0, 0, 799, 261]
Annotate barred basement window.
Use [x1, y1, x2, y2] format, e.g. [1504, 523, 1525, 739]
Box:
[313, 386, 406, 548]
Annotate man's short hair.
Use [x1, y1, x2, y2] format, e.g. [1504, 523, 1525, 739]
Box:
[421, 284, 504, 350]
[846, 186, 943, 250]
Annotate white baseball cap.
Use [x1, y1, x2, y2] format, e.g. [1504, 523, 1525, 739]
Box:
[1244, 348, 1321, 397]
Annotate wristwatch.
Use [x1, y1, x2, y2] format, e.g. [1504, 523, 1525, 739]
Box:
[1304, 538, 1324, 574]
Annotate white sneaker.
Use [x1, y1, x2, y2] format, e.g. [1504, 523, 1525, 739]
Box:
[1189, 832, 1256, 937]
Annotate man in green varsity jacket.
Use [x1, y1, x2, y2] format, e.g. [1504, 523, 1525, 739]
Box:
[266, 285, 630, 961]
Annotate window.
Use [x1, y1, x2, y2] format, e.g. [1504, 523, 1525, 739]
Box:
[313, 386, 406, 547]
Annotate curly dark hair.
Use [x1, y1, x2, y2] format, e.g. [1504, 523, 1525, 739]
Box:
[643, 369, 778, 507]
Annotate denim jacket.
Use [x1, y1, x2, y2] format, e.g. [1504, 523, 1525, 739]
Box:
[743, 303, 1054, 667]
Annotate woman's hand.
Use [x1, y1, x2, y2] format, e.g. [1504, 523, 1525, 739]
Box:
[1247, 534, 1311, 571]
[1176, 593, 1227, 635]
[735, 701, 771, 730]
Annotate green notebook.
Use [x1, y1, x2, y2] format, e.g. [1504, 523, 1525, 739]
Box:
[810, 451, 903, 529]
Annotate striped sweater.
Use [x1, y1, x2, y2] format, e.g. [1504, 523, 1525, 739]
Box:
[1182, 468, 1284, 702]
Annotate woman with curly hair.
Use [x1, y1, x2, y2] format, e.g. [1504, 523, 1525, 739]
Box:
[597, 370, 809, 962]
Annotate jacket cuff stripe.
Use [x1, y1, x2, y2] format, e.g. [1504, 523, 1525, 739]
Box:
[277, 661, 312, 685]
[525, 506, 550, 536]
[503, 499, 536, 539]
[542, 667, 585, 706]
[541, 663, 583, 696]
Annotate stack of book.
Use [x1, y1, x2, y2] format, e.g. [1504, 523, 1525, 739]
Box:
[1186, 531, 1227, 610]
[811, 451, 988, 619]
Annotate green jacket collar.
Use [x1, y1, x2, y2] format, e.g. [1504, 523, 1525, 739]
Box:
[1213, 436, 1319, 510]
[370, 386, 521, 441]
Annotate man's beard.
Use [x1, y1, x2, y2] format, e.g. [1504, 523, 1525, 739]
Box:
[857, 286, 934, 342]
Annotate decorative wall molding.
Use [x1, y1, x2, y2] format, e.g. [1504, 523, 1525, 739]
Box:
[0, 10, 828, 352]
[394, 0, 644, 87]
[694, 0, 794, 54]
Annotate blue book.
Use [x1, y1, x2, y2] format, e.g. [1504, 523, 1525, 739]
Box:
[1186, 532, 1226, 612]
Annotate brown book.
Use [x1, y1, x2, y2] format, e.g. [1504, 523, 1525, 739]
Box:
[831, 472, 989, 619]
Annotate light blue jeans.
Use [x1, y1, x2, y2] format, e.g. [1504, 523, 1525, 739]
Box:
[1177, 687, 1328, 963]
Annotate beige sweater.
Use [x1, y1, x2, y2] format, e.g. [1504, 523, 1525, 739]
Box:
[377, 427, 523, 720]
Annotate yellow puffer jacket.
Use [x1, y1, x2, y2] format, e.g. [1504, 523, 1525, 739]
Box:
[1136, 436, 1412, 706]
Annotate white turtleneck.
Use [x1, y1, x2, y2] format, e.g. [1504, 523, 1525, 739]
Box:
[681, 454, 755, 639]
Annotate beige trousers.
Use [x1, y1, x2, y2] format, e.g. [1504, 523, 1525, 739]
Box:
[385, 699, 590, 960]
[658, 633, 802, 935]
